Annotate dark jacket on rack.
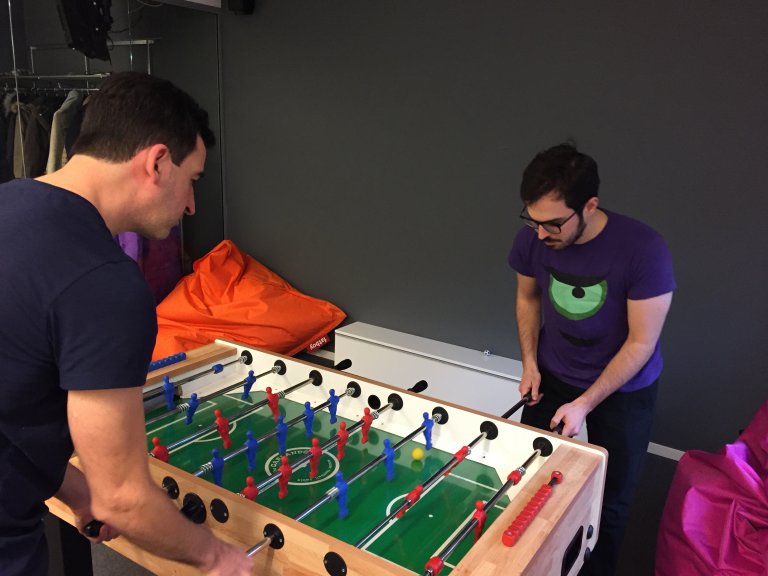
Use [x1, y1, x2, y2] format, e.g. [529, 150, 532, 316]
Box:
[0, 99, 12, 184]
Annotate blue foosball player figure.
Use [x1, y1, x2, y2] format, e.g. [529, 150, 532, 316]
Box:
[422, 412, 434, 450]
[383, 438, 395, 481]
[303, 401, 315, 437]
[211, 447, 224, 487]
[328, 389, 340, 424]
[162, 376, 175, 411]
[185, 392, 199, 425]
[244, 430, 258, 471]
[276, 416, 288, 455]
[241, 370, 256, 400]
[335, 472, 349, 519]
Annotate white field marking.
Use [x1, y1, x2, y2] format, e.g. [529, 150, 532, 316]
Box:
[425, 476, 509, 565]
[146, 402, 216, 436]
[361, 473, 448, 551]
[262, 450, 340, 486]
[449, 473, 507, 512]
[448, 473, 498, 492]
[184, 419, 240, 449]
[428, 508, 477, 567]
[384, 494, 408, 518]
[167, 422, 239, 456]
[427, 496, 504, 566]
[228, 393, 257, 407]
[364, 472, 506, 553]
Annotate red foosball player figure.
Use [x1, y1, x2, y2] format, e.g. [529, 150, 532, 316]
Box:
[150, 436, 169, 463]
[361, 407, 374, 444]
[336, 421, 349, 461]
[308, 437, 322, 479]
[277, 456, 293, 499]
[472, 500, 487, 543]
[266, 386, 280, 421]
[241, 476, 259, 501]
[396, 485, 424, 518]
[424, 557, 445, 576]
[214, 408, 232, 449]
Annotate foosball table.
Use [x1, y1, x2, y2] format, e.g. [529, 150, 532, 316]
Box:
[47, 340, 607, 576]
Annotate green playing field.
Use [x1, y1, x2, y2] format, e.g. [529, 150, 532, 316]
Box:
[146, 390, 511, 574]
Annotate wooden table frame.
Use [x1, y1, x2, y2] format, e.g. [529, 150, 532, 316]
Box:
[47, 341, 607, 576]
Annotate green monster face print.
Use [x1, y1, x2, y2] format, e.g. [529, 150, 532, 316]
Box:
[545, 266, 607, 321]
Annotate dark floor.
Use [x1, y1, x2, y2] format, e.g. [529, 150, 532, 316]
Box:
[615, 453, 678, 576]
[49, 452, 678, 576]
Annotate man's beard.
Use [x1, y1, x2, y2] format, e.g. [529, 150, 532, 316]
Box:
[544, 214, 586, 250]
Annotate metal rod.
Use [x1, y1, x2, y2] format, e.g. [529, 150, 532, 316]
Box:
[145, 377, 247, 426]
[27, 39, 156, 51]
[294, 417, 429, 522]
[217, 377, 348, 466]
[501, 392, 531, 420]
[144, 356, 246, 402]
[6, 0, 25, 177]
[253, 394, 381, 492]
[355, 431, 488, 549]
[425, 449, 542, 571]
[246, 536, 272, 557]
[144, 365, 278, 427]
[188, 376, 320, 474]
[0, 73, 111, 81]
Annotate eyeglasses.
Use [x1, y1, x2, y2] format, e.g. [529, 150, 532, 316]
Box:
[519, 207, 577, 234]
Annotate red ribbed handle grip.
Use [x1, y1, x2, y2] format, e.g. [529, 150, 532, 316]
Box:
[501, 483, 553, 547]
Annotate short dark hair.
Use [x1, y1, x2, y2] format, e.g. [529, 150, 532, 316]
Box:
[72, 72, 215, 165]
[520, 142, 600, 210]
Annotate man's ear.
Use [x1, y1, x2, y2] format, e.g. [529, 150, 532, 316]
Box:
[584, 196, 600, 215]
[143, 144, 172, 183]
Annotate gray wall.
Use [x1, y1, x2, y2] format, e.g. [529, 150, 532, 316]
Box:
[218, 1, 768, 453]
[7, 1, 766, 453]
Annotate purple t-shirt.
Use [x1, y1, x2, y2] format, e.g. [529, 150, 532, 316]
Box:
[508, 209, 675, 392]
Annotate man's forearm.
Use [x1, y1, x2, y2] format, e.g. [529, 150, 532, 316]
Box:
[55, 463, 90, 514]
[577, 340, 657, 411]
[91, 480, 228, 571]
[516, 295, 541, 366]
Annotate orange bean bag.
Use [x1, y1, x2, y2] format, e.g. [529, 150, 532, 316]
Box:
[152, 240, 346, 361]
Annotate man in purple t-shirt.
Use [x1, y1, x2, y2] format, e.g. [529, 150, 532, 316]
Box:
[508, 143, 675, 576]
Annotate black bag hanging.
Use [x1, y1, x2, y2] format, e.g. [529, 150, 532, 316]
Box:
[56, 0, 113, 62]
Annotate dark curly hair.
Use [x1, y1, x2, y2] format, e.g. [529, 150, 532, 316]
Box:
[520, 142, 600, 210]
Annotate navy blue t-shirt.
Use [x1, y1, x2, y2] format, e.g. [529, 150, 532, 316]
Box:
[0, 179, 157, 575]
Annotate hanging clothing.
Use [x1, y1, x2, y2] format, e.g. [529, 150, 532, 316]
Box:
[3, 93, 15, 183]
[115, 229, 184, 305]
[56, 0, 113, 61]
[46, 90, 83, 174]
[0, 98, 12, 184]
[11, 100, 52, 179]
[116, 232, 143, 264]
[64, 97, 84, 158]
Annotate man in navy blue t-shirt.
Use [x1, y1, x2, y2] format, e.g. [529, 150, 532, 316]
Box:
[0, 72, 253, 576]
[509, 143, 675, 576]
